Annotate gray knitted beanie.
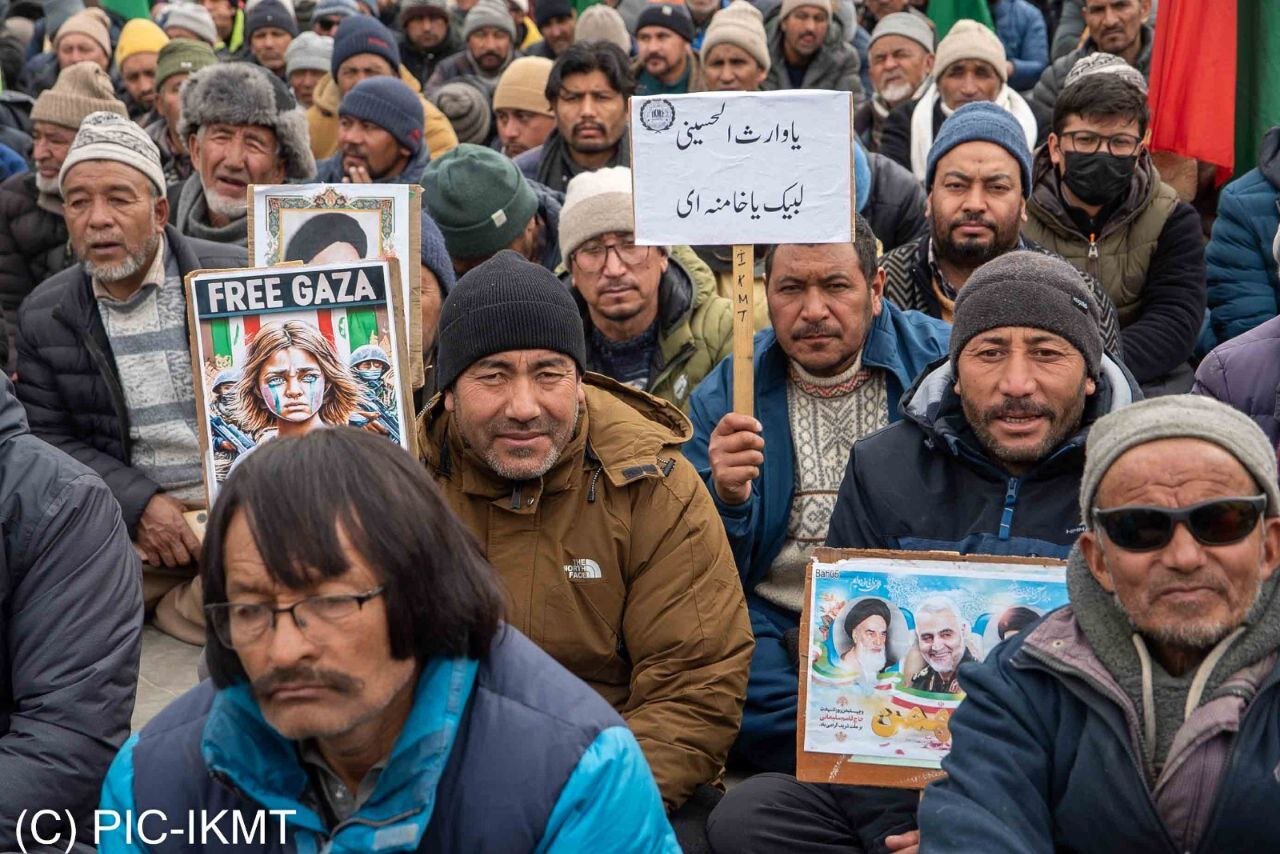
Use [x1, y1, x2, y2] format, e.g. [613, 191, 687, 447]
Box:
[950, 250, 1103, 379]
[1080, 395, 1280, 526]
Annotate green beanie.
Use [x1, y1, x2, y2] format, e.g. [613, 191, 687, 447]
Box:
[421, 143, 540, 262]
[155, 39, 219, 91]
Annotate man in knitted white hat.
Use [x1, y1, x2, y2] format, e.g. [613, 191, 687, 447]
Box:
[855, 11, 934, 152]
[285, 31, 333, 107]
[920, 394, 1280, 852]
[14, 111, 247, 646]
[560, 166, 731, 412]
[0, 62, 127, 372]
[879, 18, 1037, 181]
[700, 0, 770, 92]
[762, 0, 862, 95]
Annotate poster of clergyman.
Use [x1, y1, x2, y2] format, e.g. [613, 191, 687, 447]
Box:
[185, 260, 413, 505]
[801, 551, 1067, 777]
[248, 183, 424, 387]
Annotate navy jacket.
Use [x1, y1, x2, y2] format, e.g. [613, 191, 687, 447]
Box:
[100, 627, 677, 853]
[1205, 126, 1280, 345]
[685, 301, 950, 589]
[826, 355, 1139, 557]
[919, 606, 1280, 853]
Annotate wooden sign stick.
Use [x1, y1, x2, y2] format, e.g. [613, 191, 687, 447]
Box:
[732, 244, 754, 416]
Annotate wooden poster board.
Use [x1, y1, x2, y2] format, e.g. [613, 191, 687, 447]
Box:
[797, 548, 1067, 789]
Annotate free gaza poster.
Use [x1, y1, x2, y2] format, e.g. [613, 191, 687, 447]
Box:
[186, 259, 413, 505]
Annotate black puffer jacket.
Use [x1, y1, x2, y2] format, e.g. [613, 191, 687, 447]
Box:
[0, 376, 141, 850]
[14, 225, 245, 534]
[0, 172, 73, 372]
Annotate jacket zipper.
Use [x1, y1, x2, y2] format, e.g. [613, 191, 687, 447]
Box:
[1015, 647, 1180, 853]
[72, 315, 132, 464]
[998, 477, 1020, 540]
[1087, 232, 1101, 281]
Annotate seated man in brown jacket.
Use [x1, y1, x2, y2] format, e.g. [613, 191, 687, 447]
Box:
[417, 250, 753, 851]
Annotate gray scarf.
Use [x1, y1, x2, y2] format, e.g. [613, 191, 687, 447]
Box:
[175, 173, 248, 246]
[1067, 545, 1280, 780]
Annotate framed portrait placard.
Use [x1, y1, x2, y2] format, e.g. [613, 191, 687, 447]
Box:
[184, 259, 414, 506]
[248, 183, 425, 389]
[797, 548, 1068, 789]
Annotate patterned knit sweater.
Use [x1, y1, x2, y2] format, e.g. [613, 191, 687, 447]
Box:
[755, 356, 889, 614]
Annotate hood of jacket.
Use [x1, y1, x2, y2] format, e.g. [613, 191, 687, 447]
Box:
[899, 352, 1137, 470]
[1259, 125, 1280, 190]
[1027, 144, 1162, 242]
[420, 372, 692, 499]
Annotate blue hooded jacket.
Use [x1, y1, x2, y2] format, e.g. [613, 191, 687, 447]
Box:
[98, 627, 677, 853]
[685, 300, 950, 589]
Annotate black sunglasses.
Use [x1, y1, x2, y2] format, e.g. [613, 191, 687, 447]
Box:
[1092, 495, 1268, 552]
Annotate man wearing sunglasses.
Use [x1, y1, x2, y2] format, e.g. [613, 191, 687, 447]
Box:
[1024, 55, 1205, 395]
[559, 166, 731, 412]
[100, 428, 678, 851]
[919, 394, 1280, 852]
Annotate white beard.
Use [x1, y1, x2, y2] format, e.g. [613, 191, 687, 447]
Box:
[878, 78, 916, 105]
[35, 173, 60, 196]
[201, 177, 248, 221]
[853, 645, 886, 689]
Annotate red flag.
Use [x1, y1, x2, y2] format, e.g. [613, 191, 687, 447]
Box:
[1147, 0, 1237, 181]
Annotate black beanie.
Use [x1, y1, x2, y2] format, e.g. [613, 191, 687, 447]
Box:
[949, 250, 1104, 380]
[635, 2, 695, 43]
[844, 598, 891, 641]
[435, 250, 586, 389]
[534, 0, 573, 28]
[284, 212, 368, 262]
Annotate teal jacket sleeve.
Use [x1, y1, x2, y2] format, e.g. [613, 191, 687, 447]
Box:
[97, 735, 149, 854]
[536, 726, 680, 854]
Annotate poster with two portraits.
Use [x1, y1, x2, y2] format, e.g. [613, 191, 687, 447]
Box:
[183, 184, 420, 506]
[798, 548, 1067, 788]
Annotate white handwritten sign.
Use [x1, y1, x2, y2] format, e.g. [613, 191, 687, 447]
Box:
[630, 90, 853, 246]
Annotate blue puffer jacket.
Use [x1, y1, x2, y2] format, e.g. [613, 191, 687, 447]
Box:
[990, 0, 1049, 91]
[98, 627, 677, 853]
[685, 301, 950, 589]
[826, 354, 1139, 556]
[1204, 126, 1280, 345]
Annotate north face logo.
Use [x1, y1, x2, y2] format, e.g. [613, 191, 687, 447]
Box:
[564, 558, 602, 580]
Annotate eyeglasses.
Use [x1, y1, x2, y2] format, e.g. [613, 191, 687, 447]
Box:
[573, 240, 652, 274]
[1092, 496, 1267, 552]
[1059, 130, 1141, 157]
[204, 585, 386, 648]
[315, 16, 342, 31]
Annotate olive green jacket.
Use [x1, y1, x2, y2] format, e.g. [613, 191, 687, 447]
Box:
[569, 246, 733, 412]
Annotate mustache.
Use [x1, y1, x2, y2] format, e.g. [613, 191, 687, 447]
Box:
[477, 49, 506, 61]
[949, 211, 998, 231]
[572, 121, 605, 135]
[980, 397, 1055, 424]
[792, 322, 841, 339]
[252, 665, 361, 698]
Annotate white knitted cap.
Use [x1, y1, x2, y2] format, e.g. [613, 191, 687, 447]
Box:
[59, 110, 166, 195]
[558, 166, 635, 259]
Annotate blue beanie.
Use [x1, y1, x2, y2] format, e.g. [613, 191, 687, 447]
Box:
[420, 208, 457, 297]
[340, 77, 425, 154]
[331, 15, 401, 77]
[854, 139, 870, 213]
[925, 101, 1033, 198]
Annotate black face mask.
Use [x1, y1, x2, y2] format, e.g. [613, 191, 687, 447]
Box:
[1060, 150, 1136, 207]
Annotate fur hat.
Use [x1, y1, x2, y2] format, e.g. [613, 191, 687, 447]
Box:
[179, 62, 316, 179]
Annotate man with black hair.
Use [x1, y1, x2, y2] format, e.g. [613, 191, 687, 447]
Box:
[514, 40, 633, 193]
[99, 428, 678, 851]
[285, 211, 369, 263]
[1023, 57, 1204, 393]
[419, 250, 752, 848]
